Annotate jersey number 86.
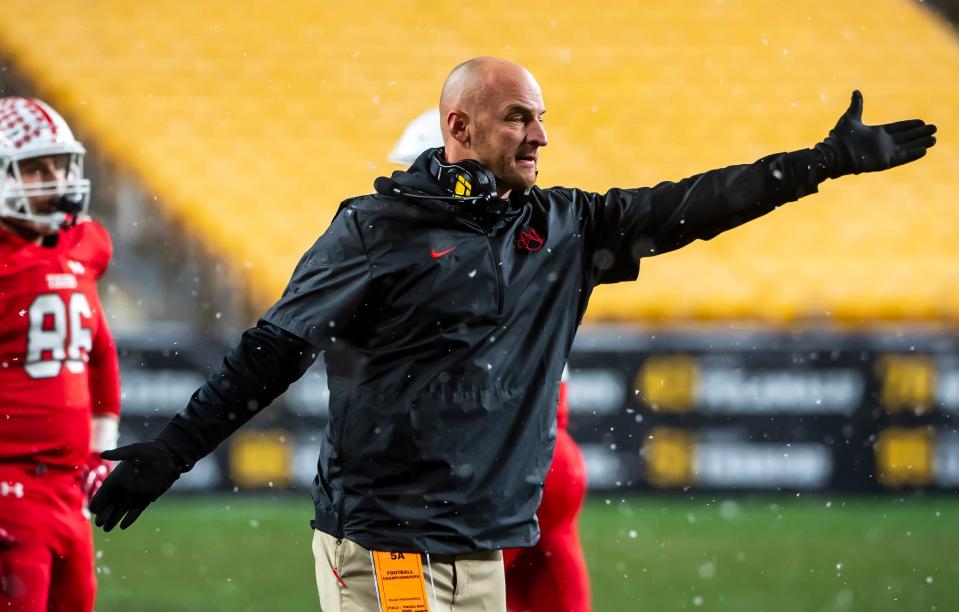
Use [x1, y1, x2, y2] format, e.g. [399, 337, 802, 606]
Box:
[25, 292, 93, 379]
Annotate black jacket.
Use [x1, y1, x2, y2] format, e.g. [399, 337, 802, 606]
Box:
[158, 147, 826, 553]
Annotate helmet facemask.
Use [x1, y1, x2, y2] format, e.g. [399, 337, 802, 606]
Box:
[2, 150, 91, 231]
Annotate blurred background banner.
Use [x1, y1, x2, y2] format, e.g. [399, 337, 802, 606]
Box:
[112, 326, 959, 493]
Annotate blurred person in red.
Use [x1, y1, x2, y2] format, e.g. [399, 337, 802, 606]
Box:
[0, 97, 121, 611]
[504, 366, 590, 612]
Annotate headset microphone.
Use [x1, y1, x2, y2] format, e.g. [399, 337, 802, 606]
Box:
[373, 176, 491, 203]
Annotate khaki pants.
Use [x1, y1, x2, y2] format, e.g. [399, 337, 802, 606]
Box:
[312, 530, 506, 612]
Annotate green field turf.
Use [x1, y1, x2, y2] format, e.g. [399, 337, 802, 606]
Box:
[93, 494, 959, 611]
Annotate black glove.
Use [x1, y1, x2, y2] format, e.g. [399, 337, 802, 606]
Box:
[89, 440, 184, 531]
[815, 90, 936, 179]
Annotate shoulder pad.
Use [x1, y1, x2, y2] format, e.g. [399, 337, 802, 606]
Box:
[63, 218, 113, 278]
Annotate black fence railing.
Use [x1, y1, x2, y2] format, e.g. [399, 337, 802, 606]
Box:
[116, 326, 959, 494]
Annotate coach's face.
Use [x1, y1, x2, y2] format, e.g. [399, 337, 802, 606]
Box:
[471, 67, 548, 194]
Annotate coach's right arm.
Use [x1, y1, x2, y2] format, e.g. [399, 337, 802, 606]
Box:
[90, 206, 372, 531]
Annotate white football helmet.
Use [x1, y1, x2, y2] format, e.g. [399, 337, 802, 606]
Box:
[0, 97, 90, 231]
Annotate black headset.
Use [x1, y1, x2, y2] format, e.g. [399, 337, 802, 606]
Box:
[374, 148, 499, 206]
[427, 149, 498, 204]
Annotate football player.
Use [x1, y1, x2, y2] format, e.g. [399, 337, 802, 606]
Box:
[0, 97, 121, 611]
[504, 366, 591, 612]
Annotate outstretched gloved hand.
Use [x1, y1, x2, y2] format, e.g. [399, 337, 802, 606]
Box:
[89, 440, 184, 531]
[816, 90, 937, 179]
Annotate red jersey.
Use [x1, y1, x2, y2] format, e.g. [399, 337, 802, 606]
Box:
[0, 219, 120, 468]
[557, 373, 569, 430]
[556, 366, 569, 429]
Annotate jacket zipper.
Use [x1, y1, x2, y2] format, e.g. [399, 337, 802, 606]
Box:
[483, 232, 504, 315]
[461, 214, 505, 316]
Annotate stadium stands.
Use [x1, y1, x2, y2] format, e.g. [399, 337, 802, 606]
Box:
[1, 0, 956, 321]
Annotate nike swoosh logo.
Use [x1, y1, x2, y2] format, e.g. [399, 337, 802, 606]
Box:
[431, 247, 456, 259]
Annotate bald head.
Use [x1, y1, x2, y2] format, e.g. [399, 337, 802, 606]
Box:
[440, 58, 517, 136]
[438, 57, 548, 196]
[439, 57, 538, 142]
[438, 57, 488, 128]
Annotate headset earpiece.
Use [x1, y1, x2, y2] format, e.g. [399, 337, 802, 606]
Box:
[429, 149, 498, 204]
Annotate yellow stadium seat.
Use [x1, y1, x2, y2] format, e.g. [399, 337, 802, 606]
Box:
[0, 0, 955, 323]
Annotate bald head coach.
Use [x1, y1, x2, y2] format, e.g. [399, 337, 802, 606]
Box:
[90, 57, 936, 610]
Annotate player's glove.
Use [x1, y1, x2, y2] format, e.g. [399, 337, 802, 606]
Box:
[0, 526, 19, 595]
[815, 90, 936, 179]
[0, 526, 18, 550]
[81, 452, 114, 502]
[89, 440, 184, 531]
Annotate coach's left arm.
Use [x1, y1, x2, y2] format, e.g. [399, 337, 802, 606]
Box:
[576, 91, 936, 285]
